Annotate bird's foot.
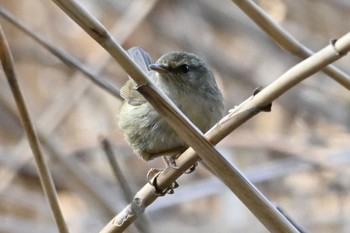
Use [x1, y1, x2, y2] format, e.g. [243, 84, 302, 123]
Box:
[162, 155, 180, 169]
[147, 168, 179, 196]
[184, 162, 198, 174]
[164, 156, 198, 174]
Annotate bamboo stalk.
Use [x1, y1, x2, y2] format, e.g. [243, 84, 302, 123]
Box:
[101, 138, 151, 233]
[0, 25, 69, 233]
[39, 134, 119, 218]
[0, 6, 121, 99]
[232, 0, 350, 90]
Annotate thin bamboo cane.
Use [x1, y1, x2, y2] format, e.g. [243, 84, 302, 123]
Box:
[232, 0, 350, 90]
[0, 25, 69, 233]
[0, 7, 121, 99]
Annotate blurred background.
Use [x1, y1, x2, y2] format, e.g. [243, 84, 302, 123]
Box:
[1, 0, 350, 232]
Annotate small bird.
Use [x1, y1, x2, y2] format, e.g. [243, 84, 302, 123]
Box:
[118, 47, 224, 162]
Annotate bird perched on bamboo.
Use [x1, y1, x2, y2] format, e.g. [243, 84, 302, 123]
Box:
[118, 47, 224, 165]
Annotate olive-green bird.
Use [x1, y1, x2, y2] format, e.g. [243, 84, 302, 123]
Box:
[118, 47, 224, 162]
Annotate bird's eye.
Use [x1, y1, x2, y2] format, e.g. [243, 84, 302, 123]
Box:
[177, 64, 190, 73]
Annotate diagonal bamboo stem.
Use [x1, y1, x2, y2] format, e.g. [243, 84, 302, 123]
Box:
[0, 6, 121, 99]
[101, 138, 151, 233]
[232, 0, 350, 90]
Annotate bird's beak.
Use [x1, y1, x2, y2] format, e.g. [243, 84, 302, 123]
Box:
[149, 64, 169, 73]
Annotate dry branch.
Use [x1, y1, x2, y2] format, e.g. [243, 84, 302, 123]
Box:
[0, 6, 121, 99]
[39, 134, 120, 218]
[101, 138, 151, 233]
[0, 25, 69, 233]
[232, 0, 350, 90]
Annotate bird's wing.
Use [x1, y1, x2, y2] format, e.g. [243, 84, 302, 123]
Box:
[128, 47, 153, 72]
[120, 47, 153, 106]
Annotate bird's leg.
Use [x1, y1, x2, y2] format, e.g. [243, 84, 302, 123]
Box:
[162, 147, 199, 174]
[147, 146, 186, 169]
[162, 155, 180, 169]
[164, 155, 198, 174]
[145, 148, 180, 196]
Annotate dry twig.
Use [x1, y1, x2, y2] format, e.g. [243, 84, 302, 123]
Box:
[232, 0, 350, 90]
[0, 25, 69, 233]
[101, 138, 151, 233]
[0, 6, 121, 99]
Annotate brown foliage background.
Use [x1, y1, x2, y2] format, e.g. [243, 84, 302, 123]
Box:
[1, 0, 350, 232]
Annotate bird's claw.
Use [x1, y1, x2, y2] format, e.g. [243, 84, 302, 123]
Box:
[168, 156, 180, 170]
[184, 162, 198, 174]
[168, 157, 198, 174]
[147, 168, 179, 196]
